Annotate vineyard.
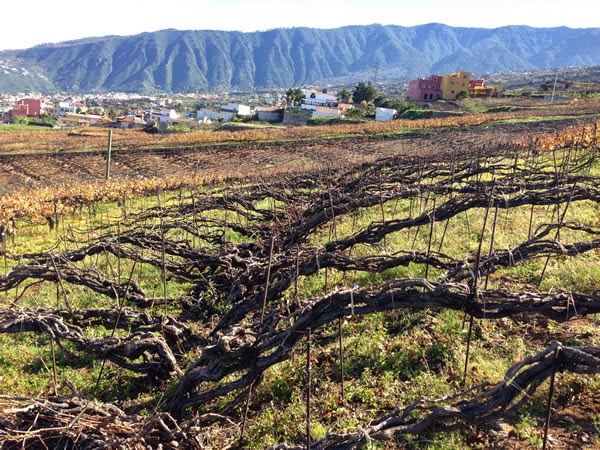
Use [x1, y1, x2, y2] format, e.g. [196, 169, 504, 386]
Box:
[1, 98, 600, 156]
[0, 112, 600, 449]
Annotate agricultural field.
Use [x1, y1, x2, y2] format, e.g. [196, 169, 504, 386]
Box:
[0, 99, 600, 449]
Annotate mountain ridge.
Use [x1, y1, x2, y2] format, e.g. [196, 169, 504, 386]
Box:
[1, 23, 599, 94]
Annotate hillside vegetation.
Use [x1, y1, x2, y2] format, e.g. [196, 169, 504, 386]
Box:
[1, 24, 600, 93]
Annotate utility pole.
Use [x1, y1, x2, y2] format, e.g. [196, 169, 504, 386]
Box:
[373, 63, 381, 85]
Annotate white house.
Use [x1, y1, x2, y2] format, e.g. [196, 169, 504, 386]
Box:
[147, 109, 180, 126]
[196, 109, 219, 123]
[58, 101, 78, 116]
[301, 90, 338, 111]
[220, 103, 252, 122]
[375, 107, 397, 122]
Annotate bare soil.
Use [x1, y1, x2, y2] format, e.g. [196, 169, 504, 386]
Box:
[0, 117, 590, 194]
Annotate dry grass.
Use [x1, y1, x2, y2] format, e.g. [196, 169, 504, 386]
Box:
[1, 98, 599, 155]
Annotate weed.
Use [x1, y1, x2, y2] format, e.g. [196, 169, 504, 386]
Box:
[593, 413, 600, 437]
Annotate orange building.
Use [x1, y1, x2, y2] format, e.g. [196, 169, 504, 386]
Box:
[469, 79, 501, 97]
[408, 72, 472, 101]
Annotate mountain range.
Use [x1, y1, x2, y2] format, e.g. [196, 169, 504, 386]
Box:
[1, 23, 599, 94]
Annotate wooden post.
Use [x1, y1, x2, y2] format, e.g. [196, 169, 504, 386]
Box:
[239, 381, 255, 443]
[50, 337, 58, 396]
[425, 198, 436, 278]
[105, 129, 113, 180]
[462, 314, 475, 387]
[438, 217, 450, 253]
[378, 170, 387, 249]
[543, 346, 561, 450]
[484, 205, 500, 290]
[294, 246, 300, 301]
[306, 328, 312, 449]
[161, 217, 167, 317]
[463, 181, 495, 385]
[528, 203, 535, 240]
[3, 230, 7, 302]
[338, 317, 345, 403]
[260, 238, 275, 325]
[538, 183, 576, 288]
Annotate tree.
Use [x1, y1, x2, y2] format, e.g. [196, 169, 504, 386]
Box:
[379, 98, 411, 114]
[352, 81, 378, 104]
[373, 94, 386, 107]
[285, 87, 305, 108]
[344, 107, 364, 119]
[337, 88, 352, 103]
[88, 107, 104, 116]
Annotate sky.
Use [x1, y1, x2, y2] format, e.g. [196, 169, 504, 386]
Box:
[1, 0, 598, 51]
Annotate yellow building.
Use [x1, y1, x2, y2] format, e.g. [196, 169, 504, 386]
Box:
[440, 71, 471, 100]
